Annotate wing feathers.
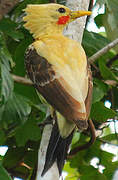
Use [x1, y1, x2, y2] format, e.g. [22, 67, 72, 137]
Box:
[25, 45, 88, 130]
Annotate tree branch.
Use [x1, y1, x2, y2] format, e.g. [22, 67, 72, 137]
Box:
[88, 38, 118, 63]
[12, 74, 33, 86]
[49, 0, 57, 3]
[107, 54, 118, 67]
[0, 0, 19, 20]
[11, 75, 117, 88]
[68, 119, 96, 157]
[36, 117, 59, 180]
[97, 138, 118, 147]
[104, 80, 117, 86]
[64, 0, 90, 42]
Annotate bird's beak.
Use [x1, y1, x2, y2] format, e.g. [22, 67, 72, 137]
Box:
[70, 10, 92, 20]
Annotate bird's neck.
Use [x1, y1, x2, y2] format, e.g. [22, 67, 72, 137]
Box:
[32, 23, 64, 39]
[36, 33, 67, 42]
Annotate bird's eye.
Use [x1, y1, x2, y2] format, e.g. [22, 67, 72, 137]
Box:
[58, 7, 66, 13]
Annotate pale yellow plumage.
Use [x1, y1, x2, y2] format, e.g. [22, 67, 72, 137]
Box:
[33, 36, 88, 114]
[23, 4, 71, 38]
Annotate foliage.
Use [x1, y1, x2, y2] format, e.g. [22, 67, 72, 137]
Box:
[0, 0, 118, 179]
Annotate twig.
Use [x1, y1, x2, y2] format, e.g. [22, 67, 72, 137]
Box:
[49, 0, 57, 3]
[68, 119, 96, 157]
[12, 74, 117, 87]
[12, 74, 33, 86]
[85, 0, 94, 28]
[88, 38, 118, 63]
[98, 138, 118, 147]
[107, 54, 118, 67]
[111, 90, 118, 143]
[104, 80, 117, 86]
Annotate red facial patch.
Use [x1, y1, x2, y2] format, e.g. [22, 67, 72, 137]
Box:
[57, 15, 70, 25]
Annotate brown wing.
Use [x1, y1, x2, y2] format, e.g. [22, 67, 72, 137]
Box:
[25, 45, 88, 130]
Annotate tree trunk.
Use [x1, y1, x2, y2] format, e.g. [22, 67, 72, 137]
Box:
[0, 0, 19, 20]
[64, 0, 90, 42]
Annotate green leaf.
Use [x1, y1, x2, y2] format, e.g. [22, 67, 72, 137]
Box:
[68, 134, 94, 169]
[5, 30, 24, 40]
[82, 30, 110, 57]
[0, 18, 24, 40]
[1, 62, 14, 103]
[0, 164, 12, 180]
[90, 102, 116, 123]
[103, 161, 118, 180]
[83, 139, 114, 167]
[15, 117, 41, 146]
[112, 59, 118, 66]
[0, 36, 14, 102]
[94, 78, 108, 94]
[92, 86, 105, 104]
[100, 150, 115, 168]
[0, 93, 31, 127]
[84, 140, 101, 162]
[12, 34, 40, 104]
[0, 32, 15, 67]
[13, 36, 32, 76]
[102, 0, 118, 52]
[14, 83, 40, 105]
[71, 132, 80, 145]
[112, 87, 118, 109]
[99, 60, 118, 82]
[96, 0, 105, 6]
[3, 147, 26, 169]
[80, 165, 107, 180]
[0, 18, 17, 31]
[0, 131, 6, 145]
[94, 14, 104, 28]
[101, 133, 118, 142]
[92, 79, 108, 103]
[64, 162, 80, 180]
[24, 150, 38, 168]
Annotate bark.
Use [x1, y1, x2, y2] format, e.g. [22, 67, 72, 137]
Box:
[64, 0, 90, 43]
[0, 0, 19, 20]
[88, 38, 118, 63]
[36, 125, 59, 180]
[12, 74, 33, 86]
[36, 0, 90, 179]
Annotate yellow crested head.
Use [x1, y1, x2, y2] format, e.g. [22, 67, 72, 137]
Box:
[23, 3, 91, 39]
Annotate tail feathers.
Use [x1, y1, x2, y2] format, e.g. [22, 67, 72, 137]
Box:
[41, 122, 74, 176]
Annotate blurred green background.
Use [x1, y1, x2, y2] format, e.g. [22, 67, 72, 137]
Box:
[0, 0, 118, 179]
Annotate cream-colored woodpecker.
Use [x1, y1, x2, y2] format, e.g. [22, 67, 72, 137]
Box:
[23, 3, 92, 176]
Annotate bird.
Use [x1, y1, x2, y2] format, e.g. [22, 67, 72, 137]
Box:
[23, 3, 92, 176]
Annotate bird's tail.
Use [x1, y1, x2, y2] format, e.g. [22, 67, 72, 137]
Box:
[41, 121, 74, 176]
